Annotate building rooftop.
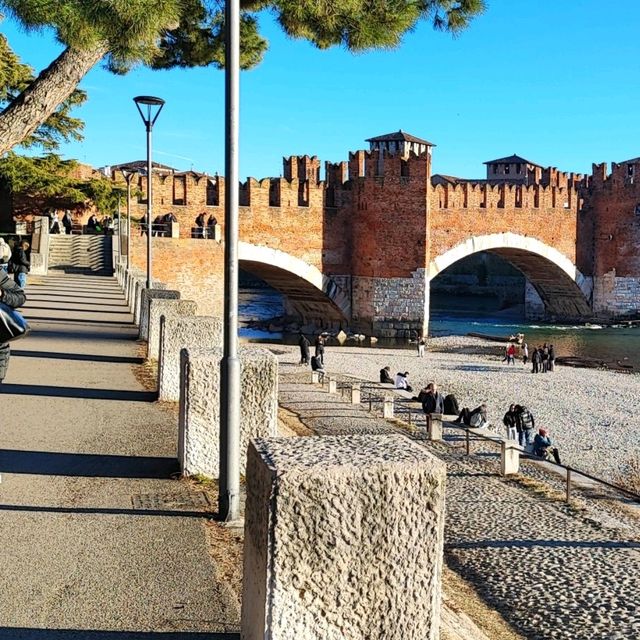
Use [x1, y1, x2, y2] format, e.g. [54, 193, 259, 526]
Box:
[111, 160, 178, 173]
[366, 130, 436, 146]
[618, 157, 640, 164]
[483, 154, 541, 167]
[431, 174, 487, 185]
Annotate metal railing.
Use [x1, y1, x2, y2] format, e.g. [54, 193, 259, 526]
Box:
[311, 370, 640, 506]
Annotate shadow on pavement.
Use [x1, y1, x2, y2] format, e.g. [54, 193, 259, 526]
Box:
[12, 350, 144, 365]
[21, 316, 132, 326]
[0, 630, 239, 638]
[445, 539, 640, 550]
[0, 449, 178, 478]
[0, 504, 212, 519]
[0, 384, 156, 401]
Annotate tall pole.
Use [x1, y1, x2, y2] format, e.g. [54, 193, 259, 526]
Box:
[145, 123, 153, 289]
[126, 178, 132, 270]
[116, 194, 122, 265]
[219, 0, 241, 521]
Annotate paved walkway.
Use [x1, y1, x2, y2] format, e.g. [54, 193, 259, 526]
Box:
[0, 274, 239, 639]
[277, 362, 640, 640]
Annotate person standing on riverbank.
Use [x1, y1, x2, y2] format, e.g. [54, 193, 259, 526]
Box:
[418, 336, 426, 357]
[298, 333, 310, 366]
[548, 344, 555, 371]
[503, 404, 518, 440]
[517, 405, 536, 448]
[314, 335, 325, 366]
[532, 347, 541, 373]
[522, 343, 529, 366]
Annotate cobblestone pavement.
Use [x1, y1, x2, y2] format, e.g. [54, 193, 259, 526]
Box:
[278, 362, 640, 640]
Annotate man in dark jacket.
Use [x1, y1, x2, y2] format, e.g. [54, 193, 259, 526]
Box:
[0, 272, 26, 382]
[11, 240, 30, 290]
[379, 366, 394, 384]
[517, 405, 535, 448]
[422, 383, 444, 415]
[298, 333, 310, 366]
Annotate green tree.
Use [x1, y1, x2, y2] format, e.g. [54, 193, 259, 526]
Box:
[0, 0, 485, 156]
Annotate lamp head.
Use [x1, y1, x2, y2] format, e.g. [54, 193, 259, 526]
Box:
[133, 95, 165, 127]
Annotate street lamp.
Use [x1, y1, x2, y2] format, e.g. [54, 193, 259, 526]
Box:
[120, 168, 137, 270]
[133, 95, 165, 289]
[219, 0, 241, 522]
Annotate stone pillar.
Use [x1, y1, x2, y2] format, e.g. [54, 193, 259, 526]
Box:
[147, 299, 198, 360]
[501, 442, 520, 476]
[158, 315, 223, 401]
[241, 435, 446, 640]
[139, 288, 180, 340]
[383, 397, 394, 419]
[428, 413, 443, 441]
[179, 347, 278, 478]
[327, 378, 337, 394]
[350, 384, 361, 404]
[170, 221, 180, 238]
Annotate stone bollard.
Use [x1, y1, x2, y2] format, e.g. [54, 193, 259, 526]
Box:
[147, 299, 198, 360]
[311, 371, 320, 384]
[383, 397, 394, 419]
[350, 383, 361, 405]
[327, 378, 337, 394]
[241, 435, 446, 640]
[179, 347, 278, 478]
[428, 413, 443, 441]
[158, 315, 223, 401]
[134, 280, 167, 325]
[139, 288, 180, 340]
[501, 442, 520, 476]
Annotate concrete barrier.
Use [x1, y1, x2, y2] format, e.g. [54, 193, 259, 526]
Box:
[132, 280, 166, 325]
[383, 397, 394, 419]
[179, 347, 278, 478]
[147, 299, 198, 360]
[158, 315, 223, 401]
[428, 413, 443, 441]
[139, 288, 179, 340]
[350, 383, 361, 404]
[241, 434, 446, 640]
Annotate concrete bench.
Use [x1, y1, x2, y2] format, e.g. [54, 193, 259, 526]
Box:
[139, 288, 180, 340]
[158, 315, 223, 401]
[179, 347, 278, 478]
[147, 299, 198, 360]
[241, 434, 446, 639]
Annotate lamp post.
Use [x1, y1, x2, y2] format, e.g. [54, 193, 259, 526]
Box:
[133, 95, 165, 289]
[219, 0, 241, 522]
[121, 169, 136, 270]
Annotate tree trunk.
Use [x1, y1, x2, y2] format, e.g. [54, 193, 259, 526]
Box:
[0, 44, 107, 156]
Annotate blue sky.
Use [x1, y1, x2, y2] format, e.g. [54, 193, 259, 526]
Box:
[2, 0, 640, 179]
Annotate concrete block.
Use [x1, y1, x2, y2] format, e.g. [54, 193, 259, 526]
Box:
[147, 299, 198, 360]
[241, 435, 446, 640]
[350, 384, 361, 404]
[179, 347, 278, 478]
[133, 280, 166, 325]
[327, 378, 337, 394]
[501, 442, 520, 476]
[139, 288, 180, 340]
[383, 397, 394, 419]
[428, 413, 443, 441]
[158, 315, 223, 401]
[311, 371, 320, 384]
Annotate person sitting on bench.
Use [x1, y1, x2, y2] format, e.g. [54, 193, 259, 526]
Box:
[455, 403, 488, 428]
[379, 366, 394, 384]
[422, 383, 444, 415]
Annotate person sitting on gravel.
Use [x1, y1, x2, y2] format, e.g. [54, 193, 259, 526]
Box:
[311, 355, 325, 381]
[516, 405, 536, 448]
[379, 366, 394, 384]
[533, 428, 561, 464]
[395, 371, 413, 393]
[503, 404, 519, 440]
[422, 383, 444, 415]
[455, 403, 488, 428]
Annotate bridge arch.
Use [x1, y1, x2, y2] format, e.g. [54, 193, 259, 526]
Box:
[428, 233, 593, 320]
[238, 242, 350, 324]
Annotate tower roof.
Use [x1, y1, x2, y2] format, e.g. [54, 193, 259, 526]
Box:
[483, 154, 541, 167]
[366, 130, 436, 146]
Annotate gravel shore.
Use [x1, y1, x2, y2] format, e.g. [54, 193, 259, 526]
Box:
[274, 335, 640, 483]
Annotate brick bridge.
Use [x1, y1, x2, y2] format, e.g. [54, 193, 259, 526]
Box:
[122, 133, 639, 337]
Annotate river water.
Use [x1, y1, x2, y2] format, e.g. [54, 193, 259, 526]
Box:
[239, 287, 640, 369]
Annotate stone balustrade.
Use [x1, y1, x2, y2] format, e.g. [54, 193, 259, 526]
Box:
[147, 299, 198, 360]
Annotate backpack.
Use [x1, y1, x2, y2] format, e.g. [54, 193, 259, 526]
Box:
[443, 394, 459, 416]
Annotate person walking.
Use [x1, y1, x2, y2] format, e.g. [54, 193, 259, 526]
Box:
[62, 210, 73, 235]
[10, 240, 30, 290]
[314, 335, 325, 366]
[0, 270, 26, 383]
[0, 237, 11, 273]
[298, 333, 310, 366]
[417, 336, 426, 357]
[522, 342, 529, 366]
[507, 343, 516, 365]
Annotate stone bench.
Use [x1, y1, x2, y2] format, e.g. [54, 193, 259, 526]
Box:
[158, 315, 223, 401]
[179, 347, 278, 478]
[147, 299, 198, 360]
[139, 288, 180, 340]
[241, 434, 446, 639]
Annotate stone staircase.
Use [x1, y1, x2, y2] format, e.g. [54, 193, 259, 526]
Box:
[48, 235, 113, 274]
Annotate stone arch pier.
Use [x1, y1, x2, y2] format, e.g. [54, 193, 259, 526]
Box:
[429, 233, 593, 321]
[238, 242, 350, 326]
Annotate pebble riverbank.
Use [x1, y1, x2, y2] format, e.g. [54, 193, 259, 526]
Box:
[272, 335, 640, 484]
